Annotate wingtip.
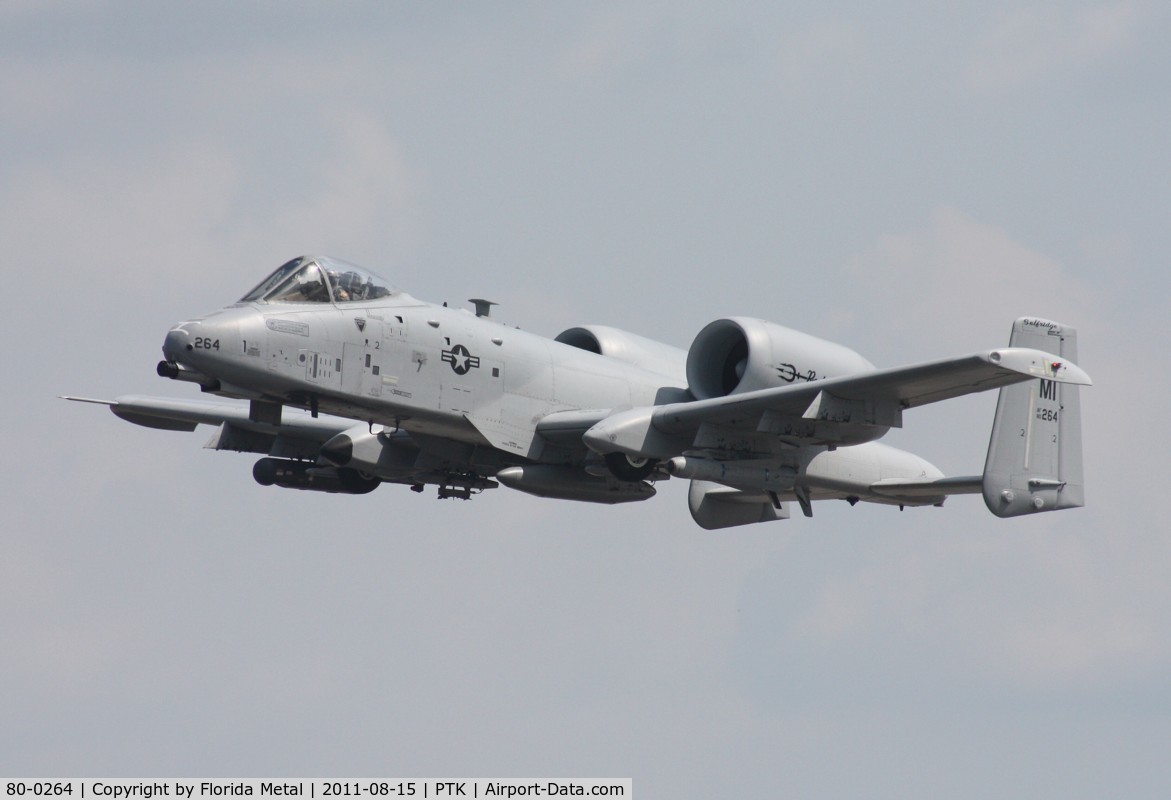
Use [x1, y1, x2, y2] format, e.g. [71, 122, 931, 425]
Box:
[1054, 360, 1093, 386]
[987, 348, 1092, 386]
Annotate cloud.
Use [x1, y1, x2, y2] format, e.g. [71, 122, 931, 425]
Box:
[558, 8, 650, 81]
[774, 16, 868, 96]
[966, 2, 1143, 94]
[787, 534, 1163, 688]
[834, 206, 1098, 371]
[2, 143, 238, 282]
[253, 112, 420, 261]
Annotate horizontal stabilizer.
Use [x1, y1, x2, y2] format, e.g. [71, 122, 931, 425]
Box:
[869, 475, 982, 504]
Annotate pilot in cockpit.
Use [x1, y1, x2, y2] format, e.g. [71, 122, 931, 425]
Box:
[240, 256, 398, 305]
[330, 269, 365, 302]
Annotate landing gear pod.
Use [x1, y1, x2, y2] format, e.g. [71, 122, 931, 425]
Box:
[688, 480, 790, 529]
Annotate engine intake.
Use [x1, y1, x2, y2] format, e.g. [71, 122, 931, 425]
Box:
[686, 317, 874, 399]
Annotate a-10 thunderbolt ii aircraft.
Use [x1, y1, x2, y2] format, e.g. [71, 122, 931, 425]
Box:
[66, 255, 1091, 528]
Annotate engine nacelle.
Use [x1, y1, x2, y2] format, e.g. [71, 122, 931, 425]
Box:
[555, 325, 687, 382]
[686, 317, 874, 399]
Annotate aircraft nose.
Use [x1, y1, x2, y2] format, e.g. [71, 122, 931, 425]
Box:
[162, 326, 190, 362]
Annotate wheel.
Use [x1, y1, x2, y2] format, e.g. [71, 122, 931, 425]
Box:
[604, 451, 658, 482]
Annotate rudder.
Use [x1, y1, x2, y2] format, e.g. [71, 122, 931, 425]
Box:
[983, 317, 1086, 517]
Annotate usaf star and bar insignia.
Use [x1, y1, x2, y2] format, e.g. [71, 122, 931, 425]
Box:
[442, 344, 480, 375]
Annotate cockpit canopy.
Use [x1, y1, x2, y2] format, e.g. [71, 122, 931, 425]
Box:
[240, 256, 399, 304]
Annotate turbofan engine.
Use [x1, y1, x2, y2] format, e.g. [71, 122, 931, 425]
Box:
[686, 317, 874, 399]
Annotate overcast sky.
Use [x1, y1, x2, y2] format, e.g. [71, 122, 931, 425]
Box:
[3, 2, 1170, 797]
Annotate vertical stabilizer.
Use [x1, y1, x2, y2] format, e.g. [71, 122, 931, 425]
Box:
[983, 318, 1085, 517]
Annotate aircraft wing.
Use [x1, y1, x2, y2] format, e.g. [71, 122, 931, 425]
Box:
[571, 347, 1092, 457]
[62, 395, 353, 458]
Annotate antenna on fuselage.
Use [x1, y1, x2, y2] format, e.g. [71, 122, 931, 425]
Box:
[469, 298, 498, 318]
